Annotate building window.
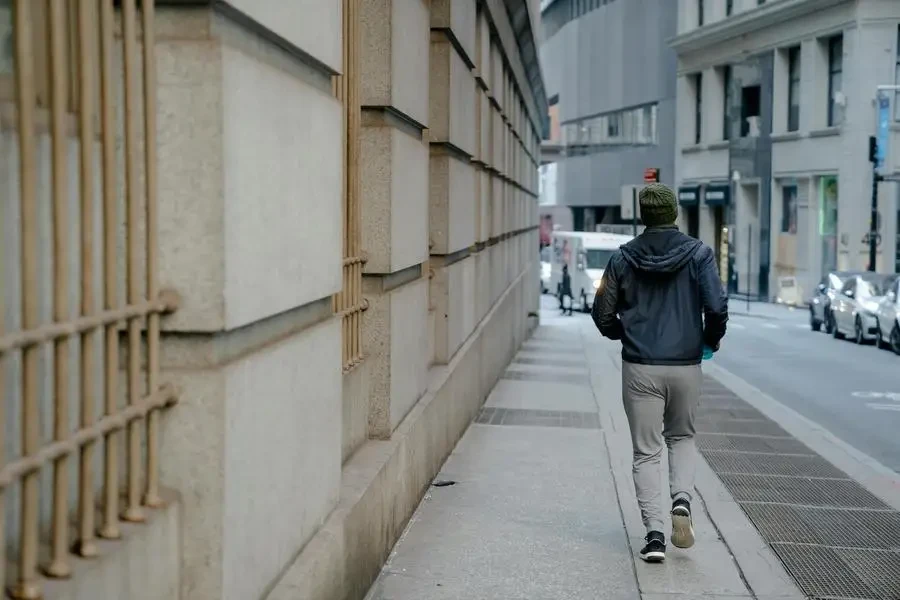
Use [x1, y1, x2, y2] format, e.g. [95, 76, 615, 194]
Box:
[723, 66, 732, 140]
[827, 35, 843, 127]
[607, 113, 620, 138]
[788, 46, 801, 132]
[726, 0, 734, 16]
[781, 185, 798, 234]
[694, 73, 703, 144]
[698, 0, 704, 26]
[560, 102, 658, 154]
[894, 26, 900, 120]
[741, 84, 761, 137]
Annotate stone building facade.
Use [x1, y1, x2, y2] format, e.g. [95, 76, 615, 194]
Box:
[0, 1, 546, 598]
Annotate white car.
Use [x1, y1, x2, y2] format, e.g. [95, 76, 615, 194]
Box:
[540, 247, 552, 294]
[875, 275, 900, 355]
[831, 273, 894, 344]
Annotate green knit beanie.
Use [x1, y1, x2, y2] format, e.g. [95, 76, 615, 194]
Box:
[639, 183, 678, 227]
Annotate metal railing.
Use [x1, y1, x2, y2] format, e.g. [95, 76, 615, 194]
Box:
[333, 0, 367, 372]
[1, 1, 177, 596]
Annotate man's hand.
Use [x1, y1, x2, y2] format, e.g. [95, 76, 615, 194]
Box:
[698, 247, 728, 349]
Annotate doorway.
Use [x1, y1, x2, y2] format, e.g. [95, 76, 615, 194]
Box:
[684, 206, 700, 238]
[819, 176, 838, 275]
[713, 205, 725, 267]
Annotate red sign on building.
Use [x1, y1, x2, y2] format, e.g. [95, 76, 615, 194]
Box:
[643, 168, 660, 183]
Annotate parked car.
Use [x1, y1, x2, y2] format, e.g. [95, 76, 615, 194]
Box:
[809, 271, 862, 333]
[831, 273, 894, 344]
[875, 275, 900, 355]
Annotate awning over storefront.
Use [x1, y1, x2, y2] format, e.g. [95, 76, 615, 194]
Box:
[704, 183, 730, 206]
[678, 186, 700, 206]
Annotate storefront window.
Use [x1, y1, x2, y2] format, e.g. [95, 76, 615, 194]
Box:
[819, 176, 839, 274]
[781, 185, 798, 234]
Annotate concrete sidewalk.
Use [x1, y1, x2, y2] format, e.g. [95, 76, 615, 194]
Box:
[365, 306, 803, 600]
[727, 299, 806, 320]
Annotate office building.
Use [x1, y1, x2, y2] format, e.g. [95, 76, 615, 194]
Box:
[673, 0, 900, 301]
[539, 0, 678, 232]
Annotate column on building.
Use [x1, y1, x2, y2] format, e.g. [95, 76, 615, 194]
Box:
[428, 0, 539, 375]
[153, 5, 345, 600]
[358, 0, 431, 442]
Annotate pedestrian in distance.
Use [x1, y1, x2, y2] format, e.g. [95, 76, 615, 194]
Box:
[591, 183, 728, 563]
[560, 264, 574, 316]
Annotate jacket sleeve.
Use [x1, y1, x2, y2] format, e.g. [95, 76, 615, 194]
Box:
[698, 246, 728, 350]
[591, 255, 624, 340]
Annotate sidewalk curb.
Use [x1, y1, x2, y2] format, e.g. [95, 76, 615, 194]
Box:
[727, 311, 776, 321]
[705, 361, 900, 512]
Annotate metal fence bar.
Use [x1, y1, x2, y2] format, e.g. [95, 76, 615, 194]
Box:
[333, 0, 366, 373]
[348, 0, 360, 369]
[122, 0, 145, 524]
[0, 252, 5, 592]
[0, 297, 175, 353]
[4, 0, 177, 591]
[142, 0, 163, 509]
[11, 0, 42, 596]
[0, 385, 177, 488]
[98, 0, 121, 541]
[46, 0, 73, 578]
[0, 188, 5, 596]
[75, 0, 99, 559]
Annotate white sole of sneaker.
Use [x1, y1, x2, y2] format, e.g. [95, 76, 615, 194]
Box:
[640, 551, 666, 563]
[671, 510, 695, 549]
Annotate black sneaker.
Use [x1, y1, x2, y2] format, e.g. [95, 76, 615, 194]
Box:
[640, 531, 666, 562]
[671, 498, 695, 549]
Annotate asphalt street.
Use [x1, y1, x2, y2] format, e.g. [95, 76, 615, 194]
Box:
[714, 302, 900, 474]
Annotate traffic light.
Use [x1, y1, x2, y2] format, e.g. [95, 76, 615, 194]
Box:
[869, 136, 878, 164]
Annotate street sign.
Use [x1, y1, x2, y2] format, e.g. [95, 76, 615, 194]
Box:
[876, 93, 890, 169]
[620, 184, 640, 219]
[643, 168, 660, 183]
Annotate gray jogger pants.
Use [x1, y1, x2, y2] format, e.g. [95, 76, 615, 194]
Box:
[621, 361, 702, 534]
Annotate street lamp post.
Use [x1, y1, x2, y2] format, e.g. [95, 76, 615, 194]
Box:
[730, 170, 741, 302]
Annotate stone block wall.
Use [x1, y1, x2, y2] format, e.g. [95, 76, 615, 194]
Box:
[67, 1, 550, 600]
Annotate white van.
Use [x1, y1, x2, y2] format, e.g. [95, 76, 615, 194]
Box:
[549, 231, 633, 312]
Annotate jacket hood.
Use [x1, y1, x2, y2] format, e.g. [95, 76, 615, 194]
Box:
[620, 227, 703, 274]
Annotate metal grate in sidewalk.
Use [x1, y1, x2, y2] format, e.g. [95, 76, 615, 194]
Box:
[699, 377, 900, 600]
[474, 407, 600, 430]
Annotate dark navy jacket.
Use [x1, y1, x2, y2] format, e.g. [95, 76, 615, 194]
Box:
[591, 226, 728, 365]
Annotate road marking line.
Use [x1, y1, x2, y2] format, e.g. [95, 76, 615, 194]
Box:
[730, 323, 746, 330]
[763, 323, 778, 329]
[854, 391, 900, 401]
[867, 403, 900, 412]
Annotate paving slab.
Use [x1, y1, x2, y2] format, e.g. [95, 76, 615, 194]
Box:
[364, 307, 803, 600]
[484, 379, 598, 413]
[366, 418, 640, 600]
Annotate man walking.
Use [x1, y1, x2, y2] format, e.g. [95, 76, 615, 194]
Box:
[592, 183, 728, 562]
[559, 264, 574, 316]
